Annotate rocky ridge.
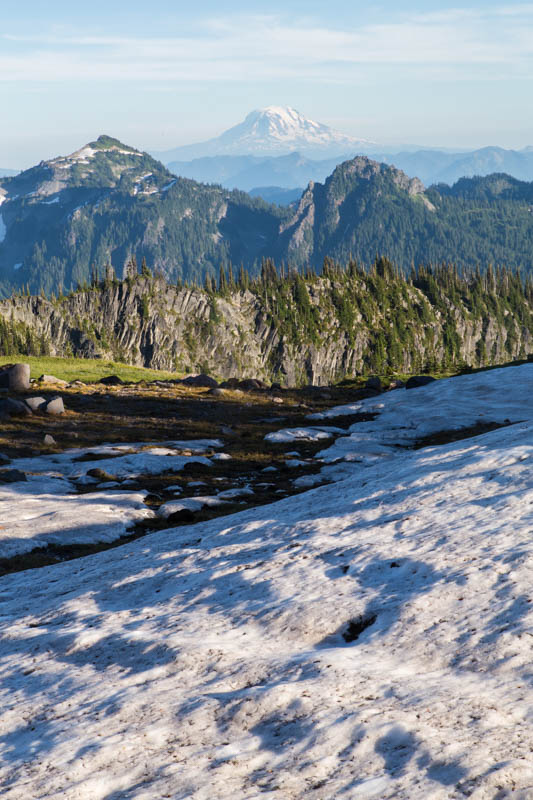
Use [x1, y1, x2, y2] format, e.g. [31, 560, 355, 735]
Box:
[0, 268, 531, 385]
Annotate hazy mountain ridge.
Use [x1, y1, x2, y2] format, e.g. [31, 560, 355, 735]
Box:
[167, 146, 533, 201]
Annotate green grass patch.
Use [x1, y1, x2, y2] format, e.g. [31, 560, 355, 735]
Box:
[0, 355, 183, 384]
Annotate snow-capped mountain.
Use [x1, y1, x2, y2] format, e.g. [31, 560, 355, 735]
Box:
[154, 106, 374, 162]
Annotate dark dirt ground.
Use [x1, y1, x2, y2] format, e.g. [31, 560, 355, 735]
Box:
[0, 380, 377, 576]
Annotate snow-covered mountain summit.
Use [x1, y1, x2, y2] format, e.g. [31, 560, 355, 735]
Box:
[154, 106, 374, 162]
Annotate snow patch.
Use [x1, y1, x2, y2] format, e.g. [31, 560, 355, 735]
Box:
[0, 477, 153, 558]
[157, 495, 226, 518]
[265, 427, 338, 443]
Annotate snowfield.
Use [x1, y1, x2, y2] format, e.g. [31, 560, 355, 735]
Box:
[1, 365, 533, 798]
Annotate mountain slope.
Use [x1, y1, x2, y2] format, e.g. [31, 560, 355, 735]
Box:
[154, 106, 372, 161]
[278, 159, 533, 271]
[0, 136, 285, 295]
[3, 141, 533, 296]
[375, 145, 533, 186]
[1, 265, 531, 382]
[168, 151, 344, 192]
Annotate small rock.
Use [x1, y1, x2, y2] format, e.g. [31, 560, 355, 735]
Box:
[86, 468, 117, 481]
[44, 396, 65, 415]
[8, 363, 31, 392]
[220, 425, 235, 436]
[0, 469, 27, 483]
[272, 397, 284, 404]
[25, 396, 47, 412]
[69, 380, 86, 387]
[388, 379, 405, 390]
[405, 375, 437, 390]
[43, 434, 56, 446]
[39, 374, 68, 386]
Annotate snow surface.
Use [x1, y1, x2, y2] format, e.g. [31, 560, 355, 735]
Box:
[312, 366, 531, 469]
[1, 365, 533, 798]
[0, 476, 153, 557]
[157, 495, 227, 519]
[265, 426, 342, 443]
[0, 439, 223, 557]
[12, 263, 22, 271]
[9, 439, 222, 480]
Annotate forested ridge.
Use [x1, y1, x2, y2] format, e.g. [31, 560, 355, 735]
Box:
[1, 257, 531, 384]
[1, 140, 533, 297]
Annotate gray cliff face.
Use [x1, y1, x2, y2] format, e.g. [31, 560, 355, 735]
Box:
[0, 276, 531, 385]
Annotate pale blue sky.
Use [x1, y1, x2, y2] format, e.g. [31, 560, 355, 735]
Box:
[1, 1, 533, 167]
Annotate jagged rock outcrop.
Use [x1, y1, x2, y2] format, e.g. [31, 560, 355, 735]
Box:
[1, 271, 531, 385]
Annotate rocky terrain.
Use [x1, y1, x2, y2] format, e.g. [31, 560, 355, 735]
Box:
[0, 266, 531, 385]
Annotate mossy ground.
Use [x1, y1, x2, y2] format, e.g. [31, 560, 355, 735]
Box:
[0, 355, 183, 383]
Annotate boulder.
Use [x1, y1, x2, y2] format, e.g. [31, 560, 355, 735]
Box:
[86, 468, 117, 481]
[0, 364, 14, 389]
[405, 375, 437, 390]
[25, 396, 47, 412]
[180, 374, 218, 388]
[8, 363, 31, 392]
[238, 378, 267, 391]
[365, 377, 382, 392]
[98, 375, 124, 386]
[43, 434, 56, 446]
[44, 396, 65, 415]
[219, 378, 240, 389]
[0, 397, 32, 418]
[0, 469, 27, 483]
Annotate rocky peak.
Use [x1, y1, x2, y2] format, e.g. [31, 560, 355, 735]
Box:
[328, 156, 426, 196]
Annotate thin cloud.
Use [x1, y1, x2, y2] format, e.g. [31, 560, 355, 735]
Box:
[0, 7, 532, 83]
